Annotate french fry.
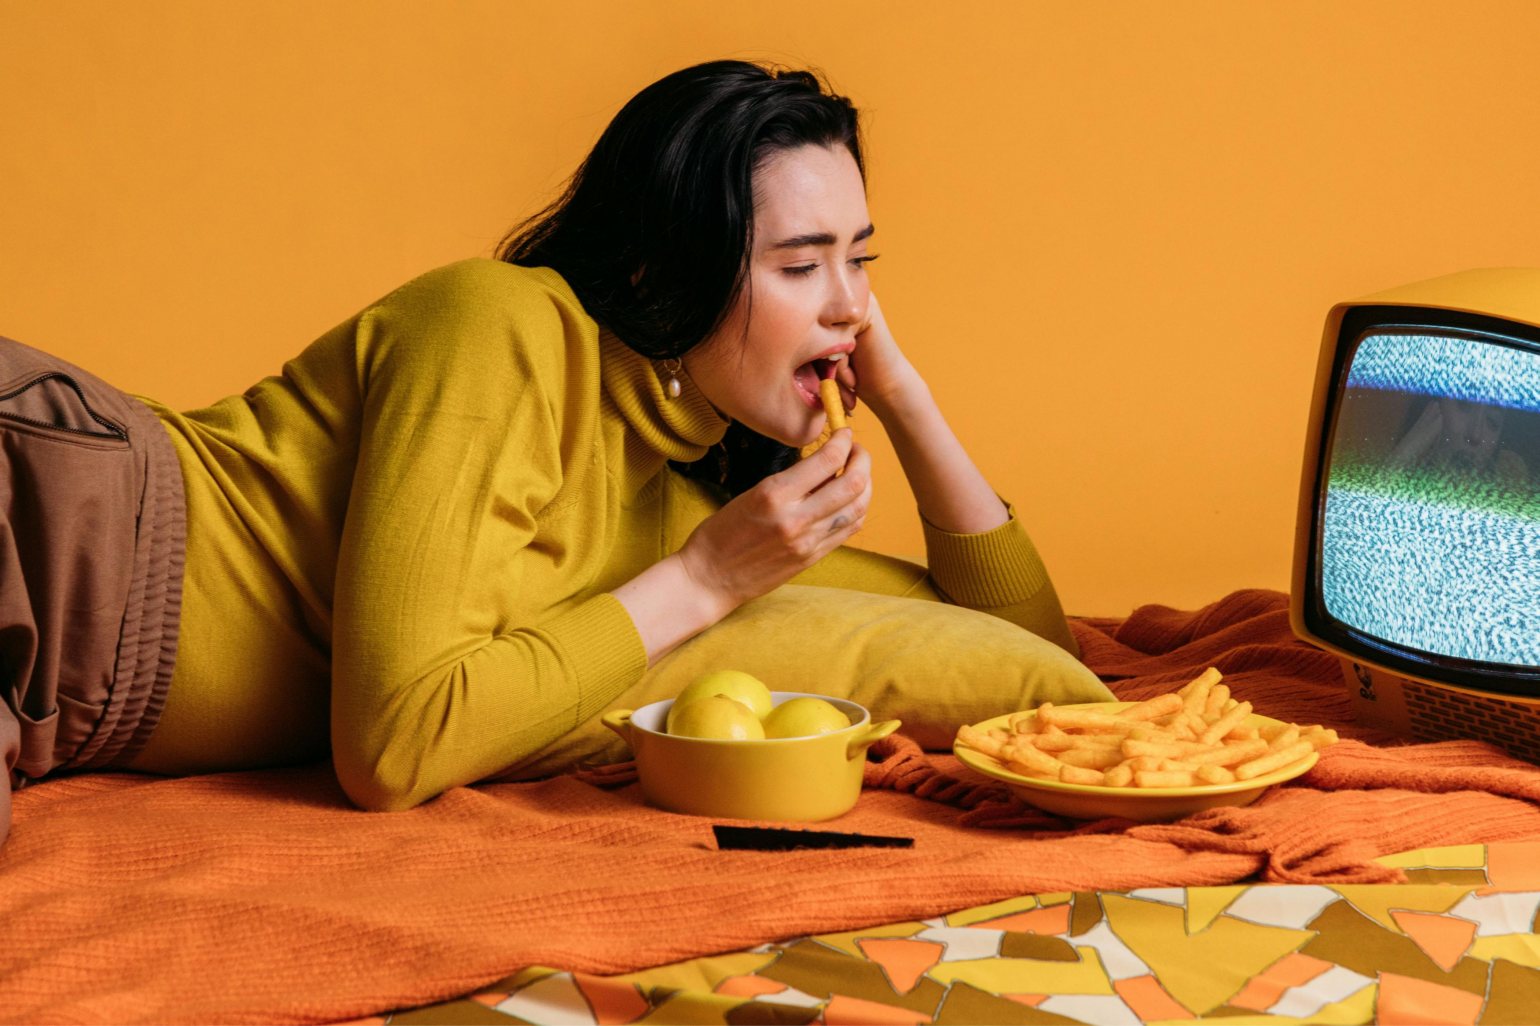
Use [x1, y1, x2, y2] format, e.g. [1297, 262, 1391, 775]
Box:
[1122, 738, 1187, 760]
[1181, 668, 1221, 715]
[1183, 738, 1268, 767]
[1058, 747, 1126, 770]
[1199, 701, 1253, 746]
[1179, 667, 1222, 697]
[819, 377, 846, 431]
[1039, 707, 1140, 735]
[1026, 731, 1070, 752]
[1302, 726, 1339, 750]
[1129, 723, 1180, 744]
[1031, 722, 1072, 743]
[1235, 741, 1314, 781]
[1104, 764, 1134, 787]
[1167, 716, 1200, 742]
[1036, 731, 1120, 754]
[1117, 693, 1183, 721]
[1196, 765, 1236, 785]
[1001, 742, 1064, 778]
[1059, 765, 1106, 786]
[1203, 684, 1232, 720]
[956, 724, 1006, 759]
[797, 377, 850, 464]
[1267, 725, 1301, 752]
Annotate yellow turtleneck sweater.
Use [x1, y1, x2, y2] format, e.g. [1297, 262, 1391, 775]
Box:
[126, 259, 1076, 811]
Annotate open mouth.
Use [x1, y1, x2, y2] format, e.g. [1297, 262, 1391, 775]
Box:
[793, 356, 842, 408]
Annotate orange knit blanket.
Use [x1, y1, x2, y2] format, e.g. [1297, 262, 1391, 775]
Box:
[3, 589, 1538, 1024]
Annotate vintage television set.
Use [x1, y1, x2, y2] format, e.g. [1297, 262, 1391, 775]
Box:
[1291, 268, 1540, 762]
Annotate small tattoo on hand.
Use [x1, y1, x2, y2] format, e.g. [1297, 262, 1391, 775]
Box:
[829, 515, 849, 533]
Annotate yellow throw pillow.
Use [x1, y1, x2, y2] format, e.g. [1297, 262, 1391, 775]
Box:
[501, 584, 1113, 780]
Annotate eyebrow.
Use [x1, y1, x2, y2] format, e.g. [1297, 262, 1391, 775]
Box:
[768, 223, 875, 250]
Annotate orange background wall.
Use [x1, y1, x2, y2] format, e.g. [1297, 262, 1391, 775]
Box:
[3, 1, 1538, 616]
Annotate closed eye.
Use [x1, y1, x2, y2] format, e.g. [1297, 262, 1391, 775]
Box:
[782, 254, 881, 278]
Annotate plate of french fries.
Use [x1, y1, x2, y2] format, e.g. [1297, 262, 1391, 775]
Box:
[953, 668, 1338, 822]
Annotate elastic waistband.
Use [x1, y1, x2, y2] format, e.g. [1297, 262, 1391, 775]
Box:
[61, 397, 186, 771]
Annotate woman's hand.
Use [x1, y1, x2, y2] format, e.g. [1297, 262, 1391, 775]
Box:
[676, 429, 872, 610]
[837, 293, 925, 422]
[839, 294, 1010, 536]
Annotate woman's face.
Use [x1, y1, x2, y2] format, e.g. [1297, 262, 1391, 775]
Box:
[682, 143, 875, 447]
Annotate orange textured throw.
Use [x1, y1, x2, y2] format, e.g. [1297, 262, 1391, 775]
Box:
[3, 589, 1539, 1024]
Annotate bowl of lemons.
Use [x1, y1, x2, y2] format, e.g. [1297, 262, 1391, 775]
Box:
[601, 670, 900, 822]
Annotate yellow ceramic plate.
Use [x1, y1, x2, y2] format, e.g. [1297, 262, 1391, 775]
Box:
[953, 702, 1319, 823]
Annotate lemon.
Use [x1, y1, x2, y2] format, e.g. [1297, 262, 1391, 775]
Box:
[762, 697, 850, 739]
[666, 670, 774, 731]
[667, 694, 767, 740]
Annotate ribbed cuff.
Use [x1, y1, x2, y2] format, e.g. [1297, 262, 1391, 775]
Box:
[537, 593, 650, 726]
[920, 500, 1052, 609]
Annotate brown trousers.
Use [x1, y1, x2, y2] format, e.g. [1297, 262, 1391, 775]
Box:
[0, 336, 185, 846]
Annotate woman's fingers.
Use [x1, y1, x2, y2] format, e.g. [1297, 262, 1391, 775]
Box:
[804, 441, 871, 525]
[761, 429, 869, 550]
[778, 428, 853, 495]
[679, 431, 871, 608]
[835, 362, 859, 411]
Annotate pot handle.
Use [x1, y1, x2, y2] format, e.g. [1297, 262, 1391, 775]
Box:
[846, 718, 901, 761]
[601, 709, 635, 748]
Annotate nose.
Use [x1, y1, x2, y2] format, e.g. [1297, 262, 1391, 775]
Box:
[821, 265, 866, 330]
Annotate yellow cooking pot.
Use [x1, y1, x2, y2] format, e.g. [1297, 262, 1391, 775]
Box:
[602, 692, 900, 822]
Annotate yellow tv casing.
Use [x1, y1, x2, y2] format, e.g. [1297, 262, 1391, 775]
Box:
[1289, 268, 1540, 762]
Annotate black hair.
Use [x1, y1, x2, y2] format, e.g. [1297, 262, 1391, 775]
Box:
[496, 59, 864, 497]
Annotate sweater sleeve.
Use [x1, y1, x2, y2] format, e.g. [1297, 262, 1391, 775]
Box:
[330, 264, 647, 812]
[790, 500, 1080, 657]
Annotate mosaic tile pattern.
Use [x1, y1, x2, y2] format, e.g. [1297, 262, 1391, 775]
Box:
[355, 843, 1540, 1025]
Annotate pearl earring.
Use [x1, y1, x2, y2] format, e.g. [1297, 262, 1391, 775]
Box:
[661, 358, 683, 399]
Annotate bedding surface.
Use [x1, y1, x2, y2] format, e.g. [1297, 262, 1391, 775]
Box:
[365, 842, 1540, 1025]
[2, 589, 1538, 1024]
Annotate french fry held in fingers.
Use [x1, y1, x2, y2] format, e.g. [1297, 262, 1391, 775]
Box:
[797, 368, 850, 467]
[955, 666, 1338, 790]
[820, 377, 847, 431]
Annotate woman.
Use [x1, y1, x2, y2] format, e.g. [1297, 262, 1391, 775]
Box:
[0, 60, 1094, 837]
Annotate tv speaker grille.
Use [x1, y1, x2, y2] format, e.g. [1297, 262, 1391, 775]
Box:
[1403, 680, 1540, 764]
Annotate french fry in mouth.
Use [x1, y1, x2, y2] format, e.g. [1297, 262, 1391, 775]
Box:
[798, 367, 851, 471]
[820, 377, 846, 431]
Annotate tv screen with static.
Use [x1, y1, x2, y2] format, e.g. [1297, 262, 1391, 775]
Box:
[1318, 320, 1540, 671]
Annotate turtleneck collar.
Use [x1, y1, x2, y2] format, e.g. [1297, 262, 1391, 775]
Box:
[598, 327, 729, 462]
